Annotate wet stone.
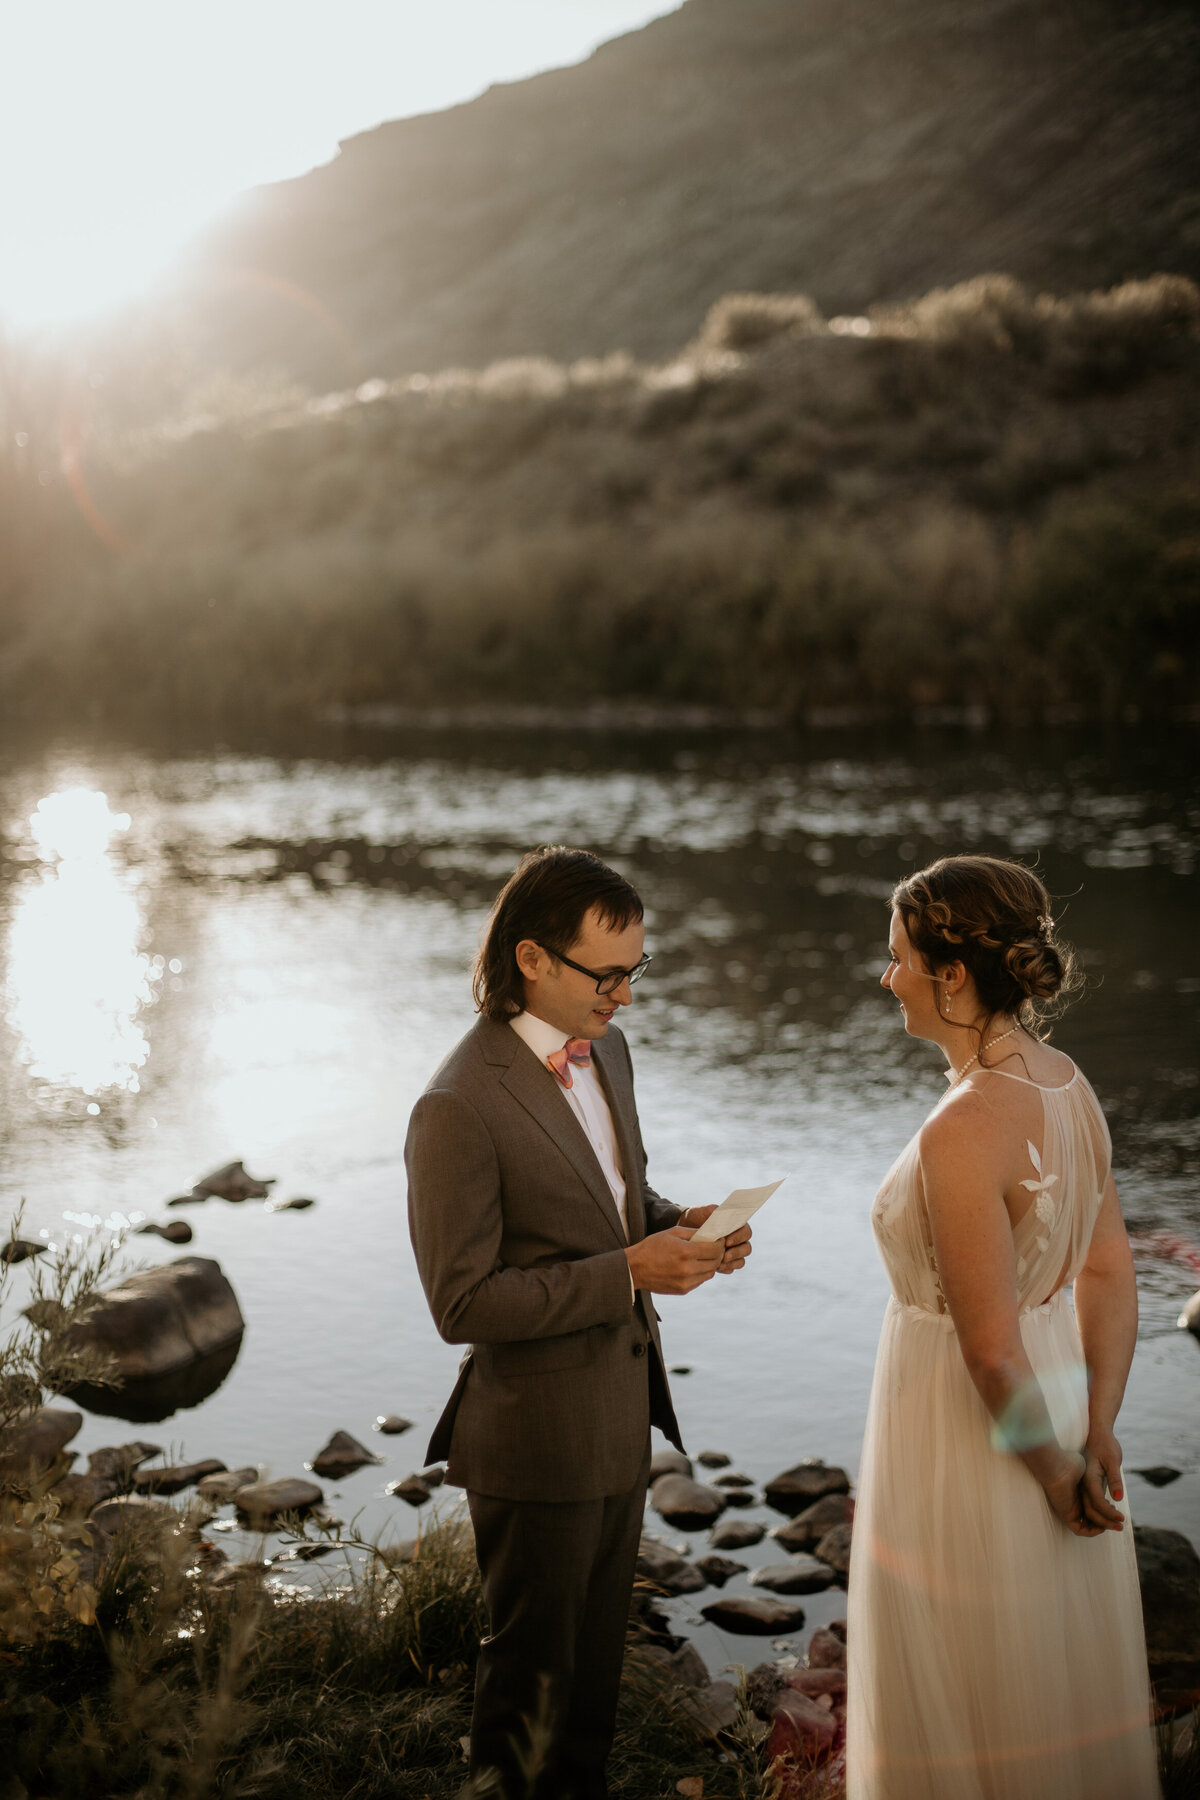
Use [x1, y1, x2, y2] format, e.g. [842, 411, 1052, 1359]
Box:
[375, 1415, 413, 1435]
[814, 1521, 853, 1576]
[1134, 1467, 1182, 1488]
[770, 1491, 854, 1550]
[709, 1518, 765, 1551]
[749, 1555, 836, 1596]
[713, 1472, 754, 1488]
[696, 1450, 731, 1469]
[718, 1487, 757, 1508]
[649, 1449, 692, 1482]
[764, 1459, 851, 1517]
[651, 1473, 726, 1531]
[387, 1475, 433, 1506]
[637, 1537, 707, 1596]
[136, 1220, 194, 1244]
[1, 1238, 46, 1264]
[197, 1466, 259, 1503]
[701, 1596, 807, 1636]
[806, 1626, 847, 1669]
[419, 1465, 446, 1488]
[694, 1553, 747, 1587]
[234, 1478, 324, 1524]
[134, 1458, 227, 1496]
[310, 1431, 383, 1478]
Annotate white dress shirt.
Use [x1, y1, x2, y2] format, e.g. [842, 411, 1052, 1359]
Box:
[509, 1010, 630, 1238]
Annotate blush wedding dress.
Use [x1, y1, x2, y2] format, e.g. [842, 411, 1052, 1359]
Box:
[845, 1062, 1160, 1799]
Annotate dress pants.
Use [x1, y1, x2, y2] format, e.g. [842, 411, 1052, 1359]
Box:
[465, 1440, 651, 1800]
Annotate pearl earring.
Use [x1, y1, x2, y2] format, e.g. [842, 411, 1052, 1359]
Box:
[944, 993, 952, 1016]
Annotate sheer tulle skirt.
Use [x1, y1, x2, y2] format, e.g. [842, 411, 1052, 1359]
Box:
[846, 1291, 1160, 1800]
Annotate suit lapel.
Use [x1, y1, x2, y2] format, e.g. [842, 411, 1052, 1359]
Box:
[591, 1033, 646, 1242]
[481, 1020, 628, 1249]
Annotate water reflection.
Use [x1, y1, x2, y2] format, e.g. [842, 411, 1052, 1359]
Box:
[6, 787, 154, 1097]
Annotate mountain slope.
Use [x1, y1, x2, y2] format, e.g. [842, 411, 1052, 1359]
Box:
[164, 0, 1200, 386]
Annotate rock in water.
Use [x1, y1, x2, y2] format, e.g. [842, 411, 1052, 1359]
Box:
[265, 1196, 316, 1212]
[1179, 1290, 1200, 1338]
[770, 1492, 854, 1550]
[1, 1238, 46, 1264]
[814, 1521, 853, 1576]
[190, 1160, 276, 1202]
[88, 1495, 183, 1537]
[694, 1553, 747, 1587]
[701, 1596, 806, 1636]
[374, 1414, 412, 1435]
[54, 1257, 244, 1382]
[651, 1474, 726, 1530]
[309, 1430, 383, 1477]
[0, 1406, 83, 1484]
[234, 1478, 324, 1525]
[713, 1471, 754, 1488]
[636, 1537, 707, 1595]
[718, 1487, 757, 1508]
[1134, 1466, 1182, 1488]
[87, 1441, 162, 1485]
[649, 1448, 693, 1481]
[133, 1458, 227, 1496]
[806, 1626, 847, 1669]
[697, 1450, 731, 1468]
[387, 1475, 433, 1506]
[50, 1472, 118, 1513]
[763, 1459, 851, 1516]
[709, 1518, 765, 1550]
[749, 1555, 835, 1596]
[197, 1467, 259, 1503]
[136, 1220, 194, 1244]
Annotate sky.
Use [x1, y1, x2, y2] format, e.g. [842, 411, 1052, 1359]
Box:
[1, 0, 682, 332]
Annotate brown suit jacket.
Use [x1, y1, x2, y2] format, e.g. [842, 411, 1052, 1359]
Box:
[405, 1015, 684, 1502]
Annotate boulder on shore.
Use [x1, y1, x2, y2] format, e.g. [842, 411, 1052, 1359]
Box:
[87, 1441, 161, 1485]
[310, 1430, 383, 1478]
[651, 1473, 726, 1530]
[768, 1687, 838, 1766]
[0, 1406, 83, 1485]
[234, 1478, 323, 1525]
[1134, 1525, 1200, 1697]
[52, 1257, 244, 1383]
[764, 1459, 851, 1516]
[806, 1626, 847, 1669]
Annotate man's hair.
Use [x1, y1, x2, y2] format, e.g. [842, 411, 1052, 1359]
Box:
[473, 846, 644, 1022]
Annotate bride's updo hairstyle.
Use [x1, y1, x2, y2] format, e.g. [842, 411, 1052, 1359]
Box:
[891, 855, 1081, 1038]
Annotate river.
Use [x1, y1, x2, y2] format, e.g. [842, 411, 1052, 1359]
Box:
[1, 721, 1196, 1669]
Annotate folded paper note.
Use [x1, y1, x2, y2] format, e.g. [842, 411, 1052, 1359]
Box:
[690, 1178, 786, 1242]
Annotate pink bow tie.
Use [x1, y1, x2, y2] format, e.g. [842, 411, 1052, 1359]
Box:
[547, 1038, 591, 1089]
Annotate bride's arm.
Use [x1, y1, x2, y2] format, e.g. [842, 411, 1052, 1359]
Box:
[918, 1098, 1100, 1537]
[1073, 1173, 1137, 1530]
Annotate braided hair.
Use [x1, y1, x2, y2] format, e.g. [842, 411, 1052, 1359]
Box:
[891, 855, 1081, 1039]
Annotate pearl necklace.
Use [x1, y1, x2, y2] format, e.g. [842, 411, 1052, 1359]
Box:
[946, 1022, 1022, 1088]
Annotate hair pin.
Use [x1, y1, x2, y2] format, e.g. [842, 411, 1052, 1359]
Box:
[1038, 914, 1055, 940]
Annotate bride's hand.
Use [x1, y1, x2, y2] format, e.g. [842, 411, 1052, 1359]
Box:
[1042, 1451, 1102, 1536]
[1081, 1428, 1126, 1532]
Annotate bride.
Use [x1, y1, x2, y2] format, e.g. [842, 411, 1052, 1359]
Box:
[845, 855, 1160, 1799]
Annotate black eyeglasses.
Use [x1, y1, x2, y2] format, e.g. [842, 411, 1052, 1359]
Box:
[538, 946, 653, 996]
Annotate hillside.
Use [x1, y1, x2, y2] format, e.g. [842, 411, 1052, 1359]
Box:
[7, 275, 1198, 727]
[154, 0, 1200, 389]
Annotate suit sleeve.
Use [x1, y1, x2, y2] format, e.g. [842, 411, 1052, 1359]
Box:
[406, 1087, 634, 1345]
[618, 1030, 683, 1236]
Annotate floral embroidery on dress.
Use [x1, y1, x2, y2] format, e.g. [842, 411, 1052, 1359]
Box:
[1020, 1139, 1058, 1258]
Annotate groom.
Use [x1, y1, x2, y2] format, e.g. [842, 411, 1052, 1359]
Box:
[406, 846, 751, 1800]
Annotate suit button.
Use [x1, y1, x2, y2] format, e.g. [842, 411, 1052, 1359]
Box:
[632, 1342, 647, 1358]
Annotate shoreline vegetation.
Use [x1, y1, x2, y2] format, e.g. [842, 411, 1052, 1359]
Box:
[1, 274, 1197, 730]
[4, 1233, 1199, 1798]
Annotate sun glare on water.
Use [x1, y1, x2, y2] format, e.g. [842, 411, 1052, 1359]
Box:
[6, 788, 154, 1099]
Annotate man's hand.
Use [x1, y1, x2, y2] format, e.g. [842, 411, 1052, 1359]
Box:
[626, 1226, 723, 1295]
[678, 1205, 754, 1274]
